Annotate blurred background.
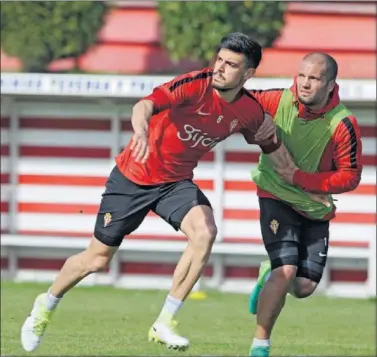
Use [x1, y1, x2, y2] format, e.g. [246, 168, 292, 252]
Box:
[0, 0, 376, 301]
[1, 1, 376, 356]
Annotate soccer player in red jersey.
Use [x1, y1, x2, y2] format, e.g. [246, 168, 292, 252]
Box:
[21, 32, 287, 352]
[246, 53, 363, 356]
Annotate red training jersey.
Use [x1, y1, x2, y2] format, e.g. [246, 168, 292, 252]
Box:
[249, 78, 363, 220]
[116, 68, 279, 185]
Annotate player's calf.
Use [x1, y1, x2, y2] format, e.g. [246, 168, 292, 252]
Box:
[172, 205, 217, 300]
[255, 264, 297, 334]
[49, 236, 116, 297]
[250, 263, 298, 356]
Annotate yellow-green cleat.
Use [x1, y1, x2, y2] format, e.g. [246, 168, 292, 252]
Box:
[21, 293, 54, 352]
[248, 260, 271, 314]
[148, 319, 189, 351]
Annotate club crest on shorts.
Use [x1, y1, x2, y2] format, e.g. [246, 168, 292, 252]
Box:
[104, 213, 112, 227]
[229, 119, 238, 132]
[270, 219, 279, 235]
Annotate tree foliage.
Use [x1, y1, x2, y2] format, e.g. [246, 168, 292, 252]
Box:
[1, 1, 108, 72]
[157, 1, 286, 65]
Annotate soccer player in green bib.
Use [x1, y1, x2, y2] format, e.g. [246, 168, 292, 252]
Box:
[246, 53, 363, 356]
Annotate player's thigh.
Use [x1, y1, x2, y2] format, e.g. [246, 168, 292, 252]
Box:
[297, 218, 330, 283]
[94, 166, 156, 247]
[153, 180, 216, 240]
[259, 198, 302, 269]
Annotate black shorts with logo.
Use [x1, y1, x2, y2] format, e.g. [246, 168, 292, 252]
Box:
[259, 198, 330, 283]
[93, 165, 212, 247]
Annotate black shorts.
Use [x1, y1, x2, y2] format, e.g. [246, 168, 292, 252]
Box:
[93, 165, 212, 247]
[259, 198, 330, 283]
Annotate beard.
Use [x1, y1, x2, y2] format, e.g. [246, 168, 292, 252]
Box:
[297, 83, 332, 108]
[212, 74, 245, 92]
[298, 95, 316, 106]
[212, 84, 235, 92]
[298, 93, 328, 108]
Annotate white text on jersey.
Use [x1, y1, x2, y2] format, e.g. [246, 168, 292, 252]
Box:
[177, 124, 220, 149]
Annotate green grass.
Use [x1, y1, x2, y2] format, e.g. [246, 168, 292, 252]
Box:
[1, 280, 375, 356]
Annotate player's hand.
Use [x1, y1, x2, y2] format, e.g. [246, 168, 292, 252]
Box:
[130, 132, 149, 163]
[307, 193, 331, 207]
[275, 164, 298, 185]
[254, 113, 276, 142]
[268, 143, 296, 170]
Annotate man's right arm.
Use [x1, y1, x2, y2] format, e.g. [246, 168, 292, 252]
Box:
[131, 100, 154, 136]
[130, 69, 210, 133]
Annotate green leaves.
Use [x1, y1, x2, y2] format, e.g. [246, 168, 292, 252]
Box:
[157, 1, 286, 66]
[1, 1, 108, 72]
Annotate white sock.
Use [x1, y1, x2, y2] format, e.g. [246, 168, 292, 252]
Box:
[252, 338, 270, 348]
[45, 289, 61, 311]
[157, 295, 183, 322]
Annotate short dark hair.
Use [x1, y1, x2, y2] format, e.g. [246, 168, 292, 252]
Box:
[217, 32, 262, 69]
[303, 52, 338, 82]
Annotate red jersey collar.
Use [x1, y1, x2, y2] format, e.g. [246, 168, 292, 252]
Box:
[290, 77, 340, 119]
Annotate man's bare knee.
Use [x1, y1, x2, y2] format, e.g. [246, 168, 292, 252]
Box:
[181, 205, 217, 252]
[291, 277, 318, 298]
[270, 265, 297, 285]
[192, 224, 217, 251]
[82, 236, 117, 273]
[84, 254, 111, 273]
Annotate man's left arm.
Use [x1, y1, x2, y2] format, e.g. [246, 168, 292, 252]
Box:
[292, 116, 363, 194]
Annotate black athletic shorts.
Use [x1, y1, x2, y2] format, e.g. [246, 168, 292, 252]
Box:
[259, 198, 330, 283]
[93, 165, 212, 247]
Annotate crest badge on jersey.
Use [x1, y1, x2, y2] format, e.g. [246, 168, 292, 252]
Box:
[270, 219, 279, 235]
[104, 213, 112, 227]
[229, 119, 238, 133]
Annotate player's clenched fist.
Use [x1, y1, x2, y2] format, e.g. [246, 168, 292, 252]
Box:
[130, 132, 149, 163]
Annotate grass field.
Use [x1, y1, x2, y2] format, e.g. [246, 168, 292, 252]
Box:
[1, 281, 375, 356]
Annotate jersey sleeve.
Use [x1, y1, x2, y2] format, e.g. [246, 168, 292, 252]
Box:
[248, 89, 283, 117]
[142, 69, 212, 114]
[240, 95, 281, 153]
[293, 116, 363, 194]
